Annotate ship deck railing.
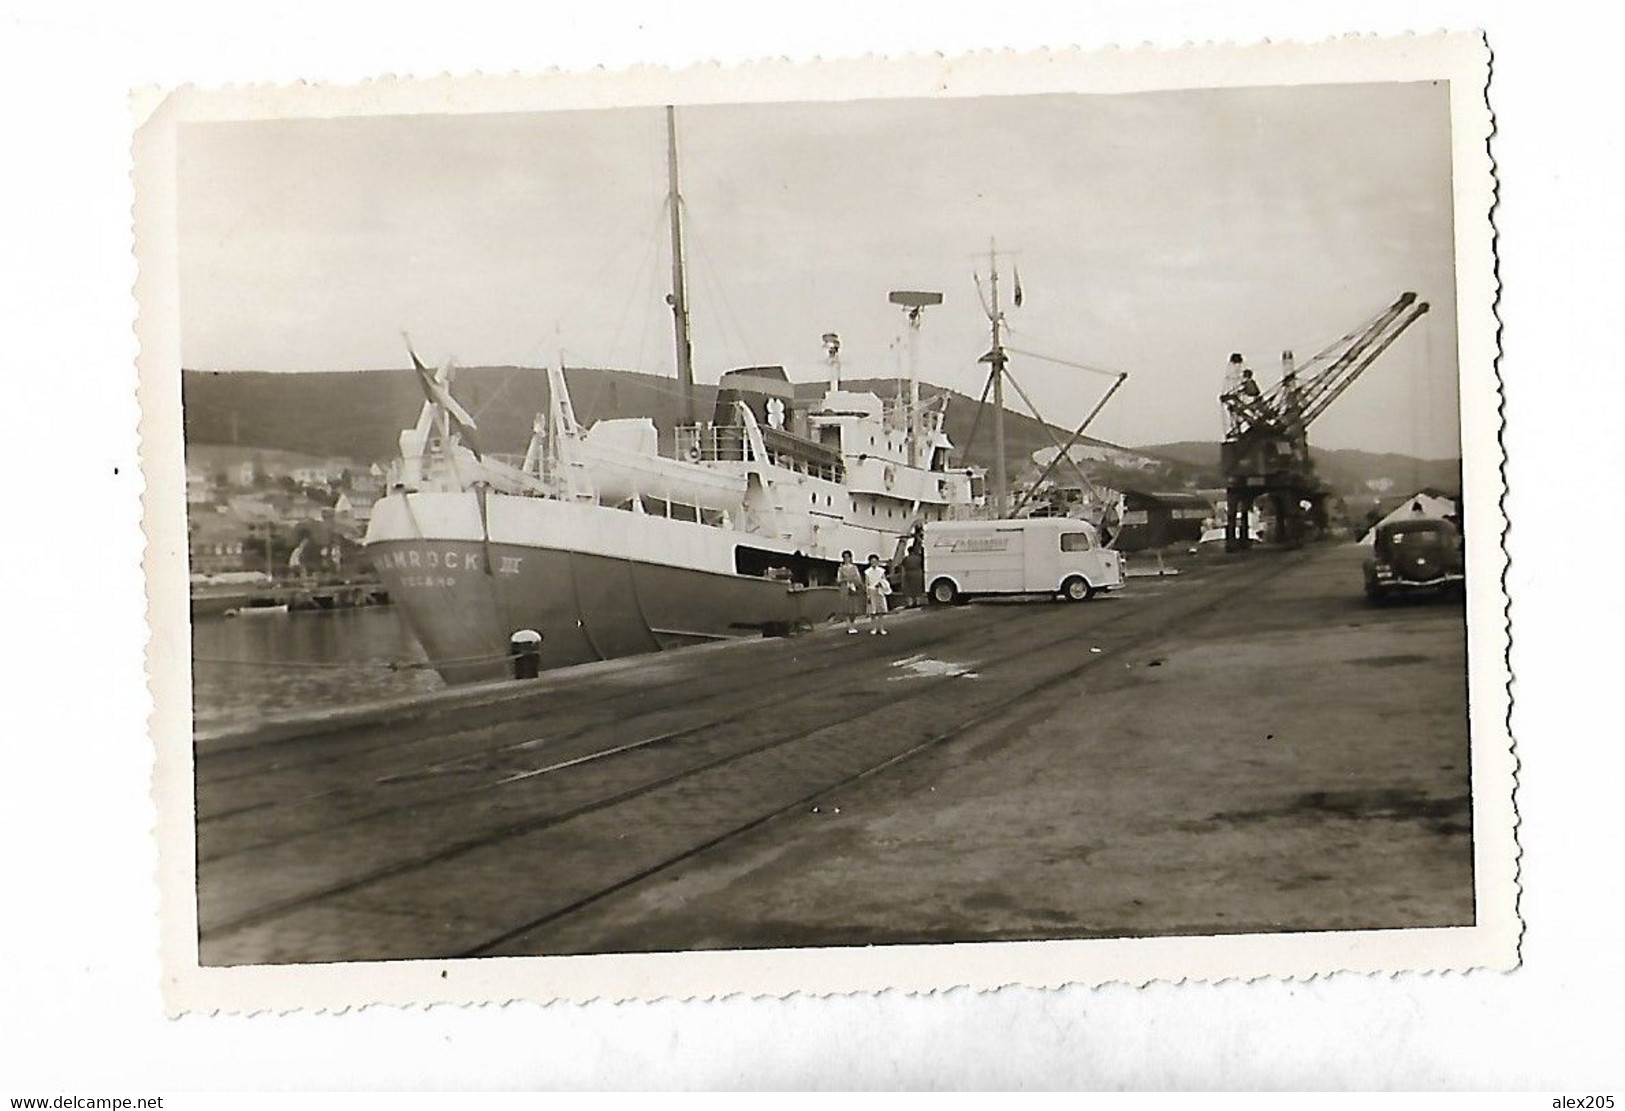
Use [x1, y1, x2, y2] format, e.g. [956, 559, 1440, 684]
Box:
[384, 452, 562, 500]
[676, 424, 846, 484]
[675, 424, 750, 466]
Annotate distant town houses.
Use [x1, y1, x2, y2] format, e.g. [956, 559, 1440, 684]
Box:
[188, 512, 253, 576]
[289, 462, 344, 488]
[332, 489, 381, 524]
[185, 463, 217, 506]
[184, 445, 384, 583]
[1032, 442, 1162, 474]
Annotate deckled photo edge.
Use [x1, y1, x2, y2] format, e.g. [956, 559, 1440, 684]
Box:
[1436, 31, 1519, 973]
[133, 33, 1512, 1016]
[133, 89, 207, 1010]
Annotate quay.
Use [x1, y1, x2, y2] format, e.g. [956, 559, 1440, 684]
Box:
[193, 542, 1473, 966]
[190, 578, 390, 618]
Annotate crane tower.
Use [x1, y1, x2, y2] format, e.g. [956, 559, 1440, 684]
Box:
[1219, 292, 1430, 551]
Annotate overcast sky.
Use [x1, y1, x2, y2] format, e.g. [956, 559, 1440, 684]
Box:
[178, 82, 1460, 456]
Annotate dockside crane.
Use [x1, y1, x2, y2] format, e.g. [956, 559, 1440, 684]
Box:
[1219, 291, 1430, 551]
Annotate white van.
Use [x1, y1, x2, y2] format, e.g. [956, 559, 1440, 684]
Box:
[923, 517, 1124, 604]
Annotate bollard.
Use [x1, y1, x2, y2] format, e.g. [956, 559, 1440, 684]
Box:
[508, 629, 543, 679]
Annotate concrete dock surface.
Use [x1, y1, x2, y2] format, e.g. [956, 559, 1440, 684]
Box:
[195, 542, 1473, 965]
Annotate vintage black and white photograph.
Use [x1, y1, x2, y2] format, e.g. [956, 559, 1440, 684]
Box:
[137, 36, 1511, 1009]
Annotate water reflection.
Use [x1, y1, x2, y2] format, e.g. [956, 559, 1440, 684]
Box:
[191, 606, 443, 736]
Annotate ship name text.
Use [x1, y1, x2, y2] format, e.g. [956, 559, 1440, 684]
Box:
[376, 548, 524, 577]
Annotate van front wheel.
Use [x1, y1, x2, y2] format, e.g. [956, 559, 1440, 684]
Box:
[929, 579, 959, 606]
[1062, 576, 1095, 603]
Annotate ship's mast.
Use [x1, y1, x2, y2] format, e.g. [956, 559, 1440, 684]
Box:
[980, 239, 1010, 517]
[889, 289, 943, 467]
[906, 313, 922, 465]
[666, 105, 697, 427]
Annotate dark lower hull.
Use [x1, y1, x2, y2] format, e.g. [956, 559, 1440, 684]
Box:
[371, 539, 841, 683]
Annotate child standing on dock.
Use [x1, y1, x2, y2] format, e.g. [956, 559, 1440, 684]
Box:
[837, 550, 865, 634]
[863, 553, 891, 635]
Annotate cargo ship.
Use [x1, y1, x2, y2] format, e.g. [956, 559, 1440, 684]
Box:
[365, 108, 979, 682]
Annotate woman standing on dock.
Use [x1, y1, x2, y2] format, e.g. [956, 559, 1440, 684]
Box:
[901, 534, 926, 608]
[863, 553, 891, 635]
[837, 550, 865, 634]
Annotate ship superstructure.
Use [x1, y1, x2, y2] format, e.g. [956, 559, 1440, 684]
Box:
[365, 108, 977, 682]
[367, 351, 974, 681]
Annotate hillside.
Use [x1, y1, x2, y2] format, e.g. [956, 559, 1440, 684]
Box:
[180, 366, 1131, 482]
[1141, 440, 1461, 498]
[179, 367, 1454, 497]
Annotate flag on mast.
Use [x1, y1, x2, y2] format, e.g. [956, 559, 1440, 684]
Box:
[405, 341, 482, 458]
[1013, 264, 1025, 308]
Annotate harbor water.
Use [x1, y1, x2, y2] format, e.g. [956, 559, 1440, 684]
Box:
[191, 605, 443, 736]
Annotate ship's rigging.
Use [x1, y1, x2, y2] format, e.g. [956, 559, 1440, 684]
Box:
[958, 241, 1130, 521]
[392, 106, 1131, 534]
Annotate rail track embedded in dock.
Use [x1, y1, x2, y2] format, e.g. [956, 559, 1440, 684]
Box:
[196, 553, 1304, 964]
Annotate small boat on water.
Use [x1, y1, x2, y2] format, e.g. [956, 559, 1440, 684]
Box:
[223, 600, 290, 618]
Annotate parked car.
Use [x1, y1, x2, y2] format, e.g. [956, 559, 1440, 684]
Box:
[1363, 517, 1465, 603]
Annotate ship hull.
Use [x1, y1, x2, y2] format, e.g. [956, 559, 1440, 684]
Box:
[367, 491, 842, 683]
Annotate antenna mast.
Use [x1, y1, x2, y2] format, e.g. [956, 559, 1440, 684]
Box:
[665, 105, 697, 427]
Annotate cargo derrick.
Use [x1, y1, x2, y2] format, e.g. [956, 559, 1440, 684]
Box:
[1219, 292, 1429, 551]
